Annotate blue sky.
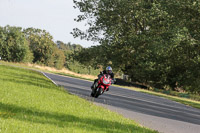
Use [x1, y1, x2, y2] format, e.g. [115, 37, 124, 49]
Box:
[0, 0, 98, 47]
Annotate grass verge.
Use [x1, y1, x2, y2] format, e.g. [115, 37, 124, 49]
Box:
[0, 64, 157, 133]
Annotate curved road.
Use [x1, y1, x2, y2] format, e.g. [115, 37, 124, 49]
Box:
[45, 72, 200, 133]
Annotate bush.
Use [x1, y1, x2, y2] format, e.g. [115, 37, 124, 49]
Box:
[67, 61, 99, 75]
[0, 26, 32, 62]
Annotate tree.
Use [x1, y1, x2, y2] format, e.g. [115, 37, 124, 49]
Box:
[53, 47, 65, 69]
[73, 0, 200, 93]
[56, 41, 83, 69]
[23, 28, 57, 66]
[0, 25, 33, 62]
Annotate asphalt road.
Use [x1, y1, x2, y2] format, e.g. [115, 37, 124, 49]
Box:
[44, 72, 200, 133]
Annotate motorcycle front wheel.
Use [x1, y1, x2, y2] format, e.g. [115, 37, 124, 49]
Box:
[91, 91, 95, 97]
[94, 87, 102, 98]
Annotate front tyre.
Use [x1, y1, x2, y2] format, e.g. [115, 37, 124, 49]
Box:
[94, 87, 102, 98]
[91, 91, 95, 97]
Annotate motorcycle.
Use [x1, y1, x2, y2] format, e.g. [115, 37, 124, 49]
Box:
[91, 74, 112, 98]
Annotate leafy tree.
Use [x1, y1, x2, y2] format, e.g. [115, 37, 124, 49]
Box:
[56, 41, 83, 68]
[0, 25, 33, 62]
[53, 47, 65, 69]
[73, 0, 200, 93]
[23, 28, 57, 66]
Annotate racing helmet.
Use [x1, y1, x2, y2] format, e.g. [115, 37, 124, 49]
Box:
[106, 66, 112, 74]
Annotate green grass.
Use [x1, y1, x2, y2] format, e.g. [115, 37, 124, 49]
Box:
[0, 65, 157, 133]
[0, 61, 95, 81]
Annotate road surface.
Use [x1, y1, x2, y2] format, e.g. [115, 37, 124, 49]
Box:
[44, 72, 200, 133]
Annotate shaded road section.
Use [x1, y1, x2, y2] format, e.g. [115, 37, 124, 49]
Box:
[45, 72, 200, 133]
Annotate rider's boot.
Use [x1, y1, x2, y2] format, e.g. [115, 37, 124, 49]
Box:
[106, 87, 109, 91]
[91, 84, 94, 89]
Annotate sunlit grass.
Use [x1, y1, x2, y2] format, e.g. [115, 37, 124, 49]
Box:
[0, 61, 96, 80]
[0, 64, 157, 133]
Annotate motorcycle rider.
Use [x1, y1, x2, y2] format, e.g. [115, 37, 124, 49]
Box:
[91, 66, 115, 91]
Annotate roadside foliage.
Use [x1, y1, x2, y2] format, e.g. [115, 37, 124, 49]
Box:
[0, 26, 32, 62]
[72, 0, 200, 94]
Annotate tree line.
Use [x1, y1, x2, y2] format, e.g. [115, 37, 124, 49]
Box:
[72, 0, 200, 94]
[0, 25, 82, 70]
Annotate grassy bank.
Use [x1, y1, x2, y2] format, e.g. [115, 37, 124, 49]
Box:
[0, 61, 96, 81]
[0, 64, 156, 133]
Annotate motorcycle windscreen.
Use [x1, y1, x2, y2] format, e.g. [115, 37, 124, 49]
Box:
[102, 78, 111, 85]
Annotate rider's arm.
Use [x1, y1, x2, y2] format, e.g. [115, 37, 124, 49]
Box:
[110, 73, 116, 84]
[110, 73, 114, 79]
[98, 71, 103, 79]
[102, 70, 107, 74]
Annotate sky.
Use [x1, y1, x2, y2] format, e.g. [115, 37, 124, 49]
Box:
[0, 0, 98, 48]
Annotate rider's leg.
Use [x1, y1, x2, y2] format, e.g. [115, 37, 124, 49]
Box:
[106, 87, 109, 91]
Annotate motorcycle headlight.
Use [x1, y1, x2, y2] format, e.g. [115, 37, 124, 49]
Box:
[103, 79, 110, 85]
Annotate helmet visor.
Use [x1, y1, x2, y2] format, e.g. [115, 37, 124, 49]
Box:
[107, 70, 112, 74]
